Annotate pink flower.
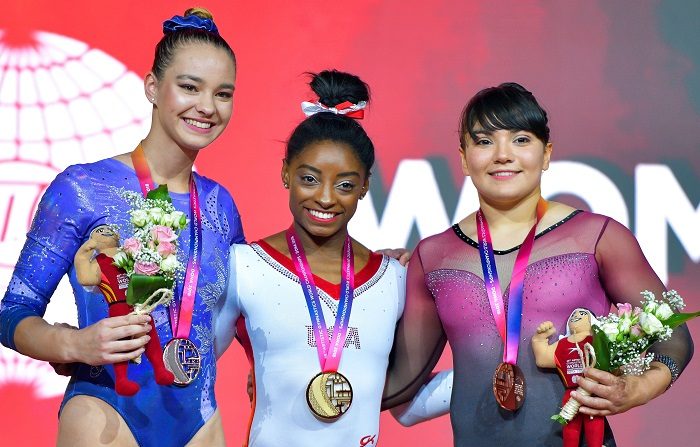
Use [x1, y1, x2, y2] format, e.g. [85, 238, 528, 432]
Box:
[616, 302, 632, 318]
[122, 238, 141, 255]
[152, 225, 177, 243]
[134, 261, 160, 276]
[630, 324, 644, 339]
[157, 241, 175, 257]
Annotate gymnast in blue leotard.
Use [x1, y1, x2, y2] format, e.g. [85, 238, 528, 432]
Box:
[0, 7, 243, 446]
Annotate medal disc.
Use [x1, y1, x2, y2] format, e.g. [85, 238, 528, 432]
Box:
[306, 371, 353, 421]
[492, 362, 525, 411]
[163, 338, 201, 386]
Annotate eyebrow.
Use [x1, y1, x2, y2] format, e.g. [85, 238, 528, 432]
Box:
[176, 74, 235, 90]
[297, 164, 361, 178]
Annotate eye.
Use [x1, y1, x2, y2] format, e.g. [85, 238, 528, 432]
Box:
[513, 135, 531, 144]
[180, 84, 197, 92]
[216, 91, 233, 100]
[300, 174, 318, 184]
[475, 137, 491, 146]
[336, 181, 355, 192]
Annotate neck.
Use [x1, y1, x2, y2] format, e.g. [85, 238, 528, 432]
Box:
[478, 189, 543, 230]
[139, 133, 197, 192]
[291, 223, 349, 259]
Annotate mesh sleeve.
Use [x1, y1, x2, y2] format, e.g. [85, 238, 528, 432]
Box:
[596, 218, 693, 378]
[0, 165, 96, 350]
[382, 243, 447, 409]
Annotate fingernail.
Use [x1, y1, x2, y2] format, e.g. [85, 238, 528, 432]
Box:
[572, 375, 578, 384]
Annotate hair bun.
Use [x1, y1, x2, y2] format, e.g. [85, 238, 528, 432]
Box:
[309, 70, 370, 108]
[163, 7, 219, 35]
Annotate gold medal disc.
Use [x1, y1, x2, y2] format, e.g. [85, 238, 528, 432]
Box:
[306, 371, 353, 421]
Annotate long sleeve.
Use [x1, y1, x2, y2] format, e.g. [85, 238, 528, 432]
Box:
[0, 165, 96, 350]
[596, 218, 693, 377]
[382, 243, 447, 409]
[214, 244, 243, 358]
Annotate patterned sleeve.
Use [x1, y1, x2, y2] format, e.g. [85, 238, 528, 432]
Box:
[0, 165, 96, 350]
[214, 244, 243, 358]
[596, 217, 694, 380]
[382, 242, 447, 409]
[220, 185, 245, 245]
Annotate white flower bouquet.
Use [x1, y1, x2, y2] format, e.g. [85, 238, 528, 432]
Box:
[553, 290, 699, 425]
[113, 185, 188, 311]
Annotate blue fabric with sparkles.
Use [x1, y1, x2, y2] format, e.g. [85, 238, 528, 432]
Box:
[0, 158, 244, 446]
[163, 15, 219, 35]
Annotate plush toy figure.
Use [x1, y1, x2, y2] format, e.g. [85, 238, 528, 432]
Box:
[531, 308, 604, 447]
[74, 225, 174, 396]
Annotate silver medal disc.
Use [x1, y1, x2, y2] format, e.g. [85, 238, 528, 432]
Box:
[163, 338, 201, 386]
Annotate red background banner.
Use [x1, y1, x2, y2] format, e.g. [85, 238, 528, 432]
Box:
[1, 1, 698, 445]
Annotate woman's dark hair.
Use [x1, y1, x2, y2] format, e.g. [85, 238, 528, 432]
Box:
[152, 7, 236, 80]
[458, 82, 550, 149]
[286, 70, 375, 176]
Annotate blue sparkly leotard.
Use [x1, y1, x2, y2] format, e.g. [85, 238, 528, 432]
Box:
[0, 158, 244, 446]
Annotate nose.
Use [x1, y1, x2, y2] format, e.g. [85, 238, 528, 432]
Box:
[195, 94, 215, 116]
[315, 182, 335, 208]
[493, 140, 514, 163]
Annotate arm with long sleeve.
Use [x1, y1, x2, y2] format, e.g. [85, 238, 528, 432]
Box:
[214, 245, 242, 359]
[382, 244, 447, 410]
[0, 165, 151, 364]
[575, 218, 693, 414]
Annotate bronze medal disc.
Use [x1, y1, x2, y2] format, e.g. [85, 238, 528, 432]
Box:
[163, 338, 201, 386]
[492, 362, 525, 411]
[306, 371, 353, 421]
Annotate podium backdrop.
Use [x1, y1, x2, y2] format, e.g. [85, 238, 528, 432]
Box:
[1, 1, 698, 445]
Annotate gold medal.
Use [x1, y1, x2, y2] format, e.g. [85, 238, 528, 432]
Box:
[163, 338, 201, 386]
[306, 371, 353, 421]
[493, 362, 525, 411]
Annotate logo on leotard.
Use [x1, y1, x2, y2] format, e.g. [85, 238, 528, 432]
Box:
[360, 434, 377, 446]
[306, 325, 361, 349]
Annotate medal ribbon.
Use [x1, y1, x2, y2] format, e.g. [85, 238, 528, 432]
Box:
[131, 144, 202, 339]
[286, 227, 354, 372]
[477, 198, 547, 364]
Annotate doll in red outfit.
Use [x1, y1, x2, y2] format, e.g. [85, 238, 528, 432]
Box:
[74, 225, 174, 396]
[531, 308, 604, 447]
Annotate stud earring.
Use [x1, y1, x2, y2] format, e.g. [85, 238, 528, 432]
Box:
[283, 182, 289, 189]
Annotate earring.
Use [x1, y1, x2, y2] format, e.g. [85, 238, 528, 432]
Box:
[283, 182, 289, 189]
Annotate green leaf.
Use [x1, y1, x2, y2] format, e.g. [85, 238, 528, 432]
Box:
[126, 274, 173, 306]
[663, 311, 700, 329]
[146, 184, 172, 203]
[591, 325, 611, 372]
[551, 414, 567, 425]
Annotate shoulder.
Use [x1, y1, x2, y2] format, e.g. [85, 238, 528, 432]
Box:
[415, 226, 462, 256]
[193, 173, 233, 199]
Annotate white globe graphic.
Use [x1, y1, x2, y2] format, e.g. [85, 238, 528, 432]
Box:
[0, 30, 150, 397]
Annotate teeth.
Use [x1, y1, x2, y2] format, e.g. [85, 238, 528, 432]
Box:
[492, 171, 516, 177]
[184, 118, 212, 129]
[308, 209, 335, 220]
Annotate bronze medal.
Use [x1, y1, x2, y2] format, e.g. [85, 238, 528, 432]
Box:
[163, 338, 201, 386]
[492, 362, 525, 411]
[306, 371, 353, 421]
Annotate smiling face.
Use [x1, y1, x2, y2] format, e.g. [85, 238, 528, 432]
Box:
[146, 42, 236, 152]
[90, 225, 120, 250]
[568, 309, 592, 335]
[282, 140, 369, 240]
[459, 127, 552, 207]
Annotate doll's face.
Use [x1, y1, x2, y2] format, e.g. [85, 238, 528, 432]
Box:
[90, 225, 120, 250]
[568, 309, 592, 334]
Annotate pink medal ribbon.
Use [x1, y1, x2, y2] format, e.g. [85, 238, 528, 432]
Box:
[285, 227, 355, 373]
[131, 144, 201, 340]
[476, 198, 547, 365]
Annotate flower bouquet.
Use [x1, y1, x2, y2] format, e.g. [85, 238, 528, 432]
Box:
[552, 290, 700, 425]
[113, 185, 188, 315]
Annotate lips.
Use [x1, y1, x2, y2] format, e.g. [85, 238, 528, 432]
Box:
[489, 170, 520, 178]
[306, 208, 339, 222]
[183, 118, 214, 132]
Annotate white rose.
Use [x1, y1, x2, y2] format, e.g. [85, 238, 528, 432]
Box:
[643, 300, 659, 314]
[131, 210, 148, 227]
[600, 322, 619, 342]
[655, 303, 674, 321]
[162, 213, 175, 227]
[618, 318, 633, 335]
[112, 251, 130, 269]
[639, 312, 664, 335]
[171, 211, 186, 229]
[160, 254, 180, 273]
[149, 207, 165, 224]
